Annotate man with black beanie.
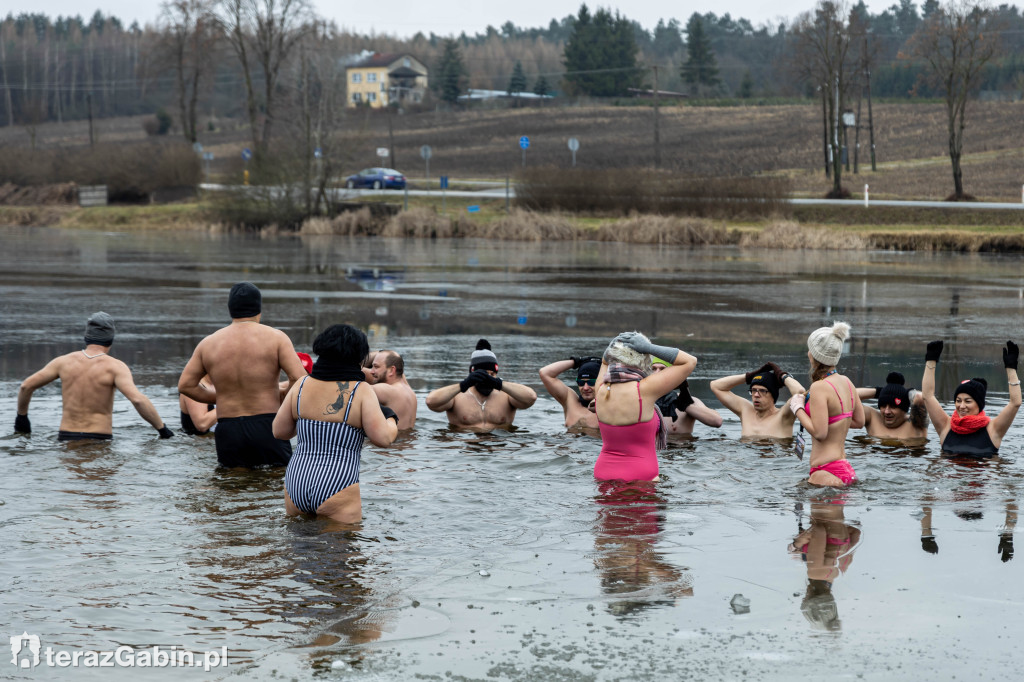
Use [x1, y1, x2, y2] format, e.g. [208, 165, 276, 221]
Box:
[710, 361, 806, 438]
[15, 312, 174, 440]
[179, 282, 307, 467]
[539, 354, 603, 429]
[856, 372, 927, 440]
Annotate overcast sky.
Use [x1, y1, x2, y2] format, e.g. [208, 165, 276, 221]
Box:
[24, 0, 894, 34]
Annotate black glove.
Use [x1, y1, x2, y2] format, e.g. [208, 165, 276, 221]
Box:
[745, 363, 773, 385]
[655, 392, 679, 421]
[157, 425, 174, 439]
[14, 413, 31, 434]
[998, 533, 1014, 562]
[921, 536, 939, 555]
[487, 374, 503, 391]
[1003, 341, 1018, 370]
[925, 340, 944, 363]
[381, 406, 399, 425]
[460, 370, 484, 392]
[674, 380, 694, 412]
[872, 386, 883, 398]
[570, 356, 584, 369]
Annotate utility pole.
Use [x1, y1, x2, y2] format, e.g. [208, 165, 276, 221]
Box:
[87, 92, 95, 147]
[652, 65, 661, 169]
[866, 65, 876, 171]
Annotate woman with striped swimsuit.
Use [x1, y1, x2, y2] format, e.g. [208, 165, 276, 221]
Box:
[273, 324, 399, 524]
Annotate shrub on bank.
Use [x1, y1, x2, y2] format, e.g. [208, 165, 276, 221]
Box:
[0, 142, 201, 202]
[514, 166, 791, 219]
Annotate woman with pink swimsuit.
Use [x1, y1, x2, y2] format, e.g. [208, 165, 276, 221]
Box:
[594, 331, 697, 482]
[788, 321, 865, 487]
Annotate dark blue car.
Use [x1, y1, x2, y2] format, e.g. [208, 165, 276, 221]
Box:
[345, 167, 407, 190]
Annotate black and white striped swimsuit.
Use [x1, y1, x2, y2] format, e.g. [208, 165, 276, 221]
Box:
[284, 377, 366, 514]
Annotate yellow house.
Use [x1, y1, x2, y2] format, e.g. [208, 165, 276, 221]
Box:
[346, 53, 429, 108]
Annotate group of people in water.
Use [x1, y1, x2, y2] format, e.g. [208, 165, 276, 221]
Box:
[12, 282, 1022, 524]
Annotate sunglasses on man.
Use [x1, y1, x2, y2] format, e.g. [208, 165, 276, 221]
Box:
[577, 378, 596, 387]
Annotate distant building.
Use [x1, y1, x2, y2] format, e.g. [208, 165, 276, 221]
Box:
[457, 89, 555, 101]
[346, 53, 428, 108]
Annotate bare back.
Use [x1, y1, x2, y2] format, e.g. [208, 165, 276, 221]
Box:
[372, 378, 418, 429]
[56, 351, 122, 433]
[182, 321, 302, 418]
[807, 374, 863, 469]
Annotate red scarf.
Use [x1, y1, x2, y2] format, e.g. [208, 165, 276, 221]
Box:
[949, 410, 990, 434]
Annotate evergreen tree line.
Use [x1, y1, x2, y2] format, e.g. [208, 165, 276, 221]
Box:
[3, 0, 1024, 130]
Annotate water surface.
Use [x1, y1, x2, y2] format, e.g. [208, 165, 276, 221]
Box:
[1, 227, 1022, 680]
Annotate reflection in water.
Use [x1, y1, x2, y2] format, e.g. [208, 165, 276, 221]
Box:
[592, 481, 692, 618]
[919, 501, 1017, 562]
[789, 501, 862, 632]
[346, 267, 405, 293]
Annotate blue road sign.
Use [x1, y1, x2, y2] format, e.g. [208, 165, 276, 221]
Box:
[467, 205, 480, 213]
[241, 148, 253, 161]
[517, 316, 528, 325]
[519, 136, 530, 150]
[440, 175, 449, 189]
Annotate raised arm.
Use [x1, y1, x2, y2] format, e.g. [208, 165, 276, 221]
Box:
[425, 383, 462, 412]
[709, 374, 751, 417]
[921, 340, 950, 436]
[539, 359, 574, 406]
[991, 341, 1022, 441]
[685, 396, 723, 428]
[500, 381, 538, 410]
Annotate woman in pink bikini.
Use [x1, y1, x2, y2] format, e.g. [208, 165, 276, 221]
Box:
[594, 331, 698, 482]
[788, 321, 865, 487]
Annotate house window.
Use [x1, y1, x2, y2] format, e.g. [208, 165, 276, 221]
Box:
[403, 58, 410, 67]
[351, 73, 362, 84]
[352, 93, 362, 103]
[368, 72, 377, 83]
[368, 92, 376, 102]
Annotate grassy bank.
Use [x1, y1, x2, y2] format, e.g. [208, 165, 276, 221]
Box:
[4, 198, 1022, 253]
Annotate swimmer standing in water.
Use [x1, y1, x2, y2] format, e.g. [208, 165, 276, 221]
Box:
[788, 322, 864, 487]
[710, 361, 805, 438]
[921, 340, 1021, 457]
[650, 358, 722, 436]
[538, 355, 602, 430]
[594, 332, 697, 482]
[15, 312, 174, 441]
[855, 372, 927, 441]
[425, 339, 537, 430]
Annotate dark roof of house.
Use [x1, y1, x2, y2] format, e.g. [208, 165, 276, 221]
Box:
[350, 53, 404, 68]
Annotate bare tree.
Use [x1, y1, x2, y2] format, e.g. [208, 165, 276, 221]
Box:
[217, 0, 314, 157]
[905, 0, 1000, 199]
[790, 0, 856, 196]
[159, 0, 219, 143]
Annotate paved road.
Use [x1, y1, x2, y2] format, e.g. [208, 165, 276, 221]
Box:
[200, 184, 1024, 209]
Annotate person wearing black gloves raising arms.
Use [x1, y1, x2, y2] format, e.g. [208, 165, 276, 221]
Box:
[273, 324, 398, 524]
[426, 339, 537, 430]
[855, 372, 927, 441]
[539, 355, 602, 430]
[15, 312, 174, 441]
[710, 361, 805, 438]
[651, 359, 722, 436]
[921, 340, 1021, 457]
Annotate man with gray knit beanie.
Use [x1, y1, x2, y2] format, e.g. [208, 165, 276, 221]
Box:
[14, 312, 173, 440]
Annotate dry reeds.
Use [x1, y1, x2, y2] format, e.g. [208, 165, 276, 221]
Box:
[593, 214, 739, 245]
[514, 166, 791, 219]
[739, 221, 868, 249]
[301, 207, 376, 235]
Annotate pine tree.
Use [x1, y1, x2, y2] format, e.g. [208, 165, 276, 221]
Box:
[681, 14, 720, 95]
[562, 4, 640, 97]
[533, 74, 551, 97]
[739, 70, 754, 98]
[436, 38, 466, 105]
[507, 60, 527, 95]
